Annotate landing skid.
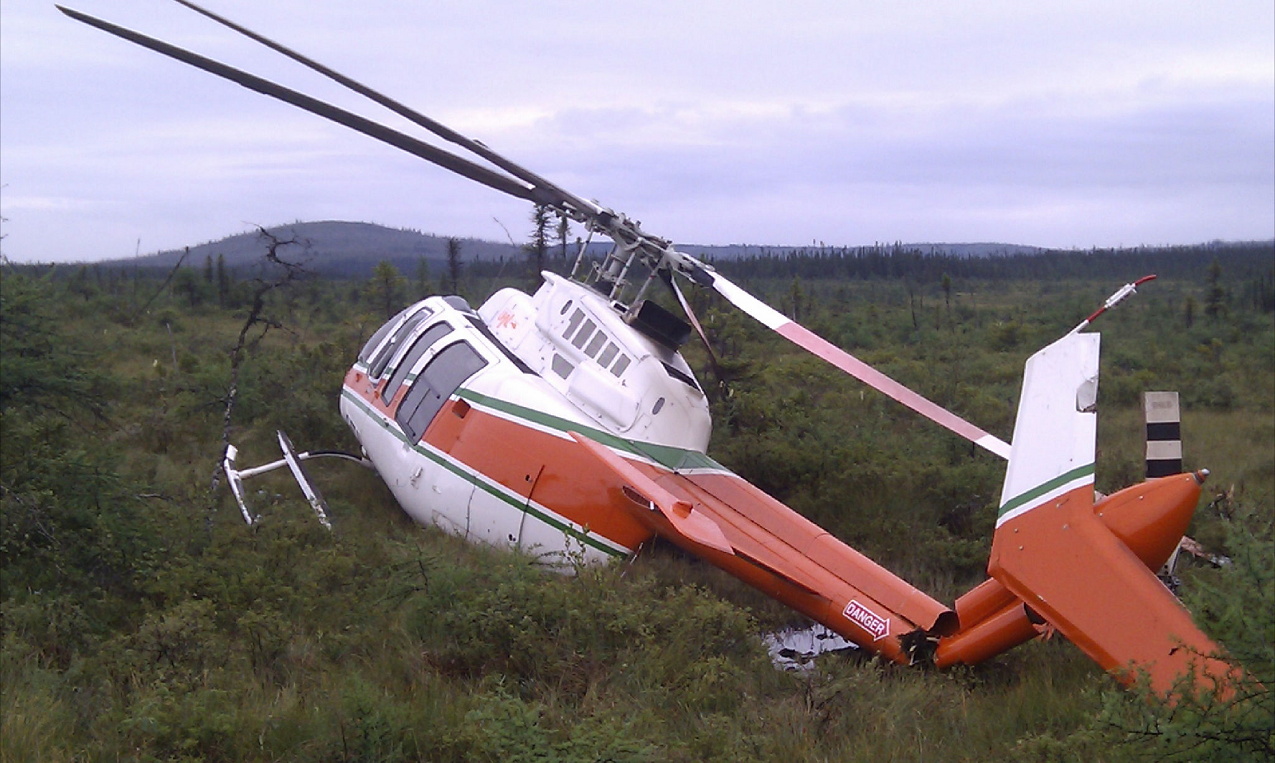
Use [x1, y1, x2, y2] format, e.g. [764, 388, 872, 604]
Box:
[223, 430, 371, 528]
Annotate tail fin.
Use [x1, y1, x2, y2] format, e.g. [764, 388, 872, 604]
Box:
[988, 334, 1231, 697]
[995, 333, 1101, 529]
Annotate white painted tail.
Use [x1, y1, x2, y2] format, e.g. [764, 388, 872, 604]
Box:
[996, 333, 1100, 528]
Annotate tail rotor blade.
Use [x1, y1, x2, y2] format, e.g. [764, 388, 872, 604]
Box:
[707, 270, 1011, 458]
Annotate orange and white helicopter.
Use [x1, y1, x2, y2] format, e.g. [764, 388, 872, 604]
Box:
[64, 1, 1234, 697]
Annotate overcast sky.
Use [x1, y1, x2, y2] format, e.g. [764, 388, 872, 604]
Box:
[2, 0, 1272, 263]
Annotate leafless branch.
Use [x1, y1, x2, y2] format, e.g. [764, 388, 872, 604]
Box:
[207, 228, 308, 521]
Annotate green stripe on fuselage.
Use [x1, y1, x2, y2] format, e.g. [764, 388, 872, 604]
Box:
[341, 388, 626, 558]
[456, 389, 724, 472]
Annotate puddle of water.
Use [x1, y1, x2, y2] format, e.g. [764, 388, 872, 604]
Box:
[764, 623, 859, 671]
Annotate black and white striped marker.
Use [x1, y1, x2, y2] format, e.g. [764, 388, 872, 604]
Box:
[1144, 391, 1182, 478]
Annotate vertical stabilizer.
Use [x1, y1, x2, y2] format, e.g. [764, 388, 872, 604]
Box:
[996, 333, 1100, 528]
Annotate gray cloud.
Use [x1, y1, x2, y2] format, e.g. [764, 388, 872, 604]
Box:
[2, 0, 1271, 262]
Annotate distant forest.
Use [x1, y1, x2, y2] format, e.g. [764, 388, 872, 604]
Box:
[22, 239, 1275, 315]
[705, 241, 1274, 290]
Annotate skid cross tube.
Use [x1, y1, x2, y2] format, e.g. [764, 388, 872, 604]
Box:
[223, 433, 371, 528]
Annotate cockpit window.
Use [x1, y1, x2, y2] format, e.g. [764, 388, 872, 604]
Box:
[464, 315, 535, 374]
[360, 304, 423, 365]
[381, 322, 454, 404]
[368, 307, 432, 378]
[396, 341, 488, 443]
[443, 295, 474, 313]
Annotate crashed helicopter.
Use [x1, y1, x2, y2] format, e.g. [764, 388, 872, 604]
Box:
[62, 1, 1234, 697]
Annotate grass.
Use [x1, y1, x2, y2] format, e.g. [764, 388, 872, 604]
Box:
[2, 262, 1270, 761]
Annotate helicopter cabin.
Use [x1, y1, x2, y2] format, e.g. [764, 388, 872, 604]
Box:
[478, 272, 712, 454]
[340, 283, 709, 564]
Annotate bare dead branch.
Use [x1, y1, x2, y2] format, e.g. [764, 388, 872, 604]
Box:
[207, 228, 310, 522]
[133, 247, 190, 317]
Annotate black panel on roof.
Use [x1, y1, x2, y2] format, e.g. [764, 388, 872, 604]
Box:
[628, 299, 691, 350]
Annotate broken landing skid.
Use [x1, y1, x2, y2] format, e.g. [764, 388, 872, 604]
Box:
[223, 430, 371, 529]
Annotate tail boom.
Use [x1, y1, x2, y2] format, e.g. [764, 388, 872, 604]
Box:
[568, 431, 957, 664]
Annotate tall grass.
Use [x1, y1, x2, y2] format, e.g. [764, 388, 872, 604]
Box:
[2, 263, 1269, 760]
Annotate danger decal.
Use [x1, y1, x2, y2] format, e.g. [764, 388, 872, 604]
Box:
[842, 599, 891, 642]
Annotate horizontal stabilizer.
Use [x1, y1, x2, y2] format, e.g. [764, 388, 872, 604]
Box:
[991, 489, 1231, 696]
[991, 333, 1229, 695]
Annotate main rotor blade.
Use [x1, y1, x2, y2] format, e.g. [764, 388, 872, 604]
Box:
[59, 3, 1006, 461]
[707, 270, 1011, 459]
[57, 5, 539, 205]
[168, 0, 602, 220]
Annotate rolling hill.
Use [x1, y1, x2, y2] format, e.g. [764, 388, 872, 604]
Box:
[97, 220, 1050, 278]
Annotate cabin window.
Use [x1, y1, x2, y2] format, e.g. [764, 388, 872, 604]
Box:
[381, 323, 454, 404]
[652, 397, 666, 415]
[597, 343, 619, 367]
[610, 354, 631, 377]
[572, 319, 597, 349]
[559, 300, 573, 315]
[396, 341, 488, 443]
[369, 308, 431, 378]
